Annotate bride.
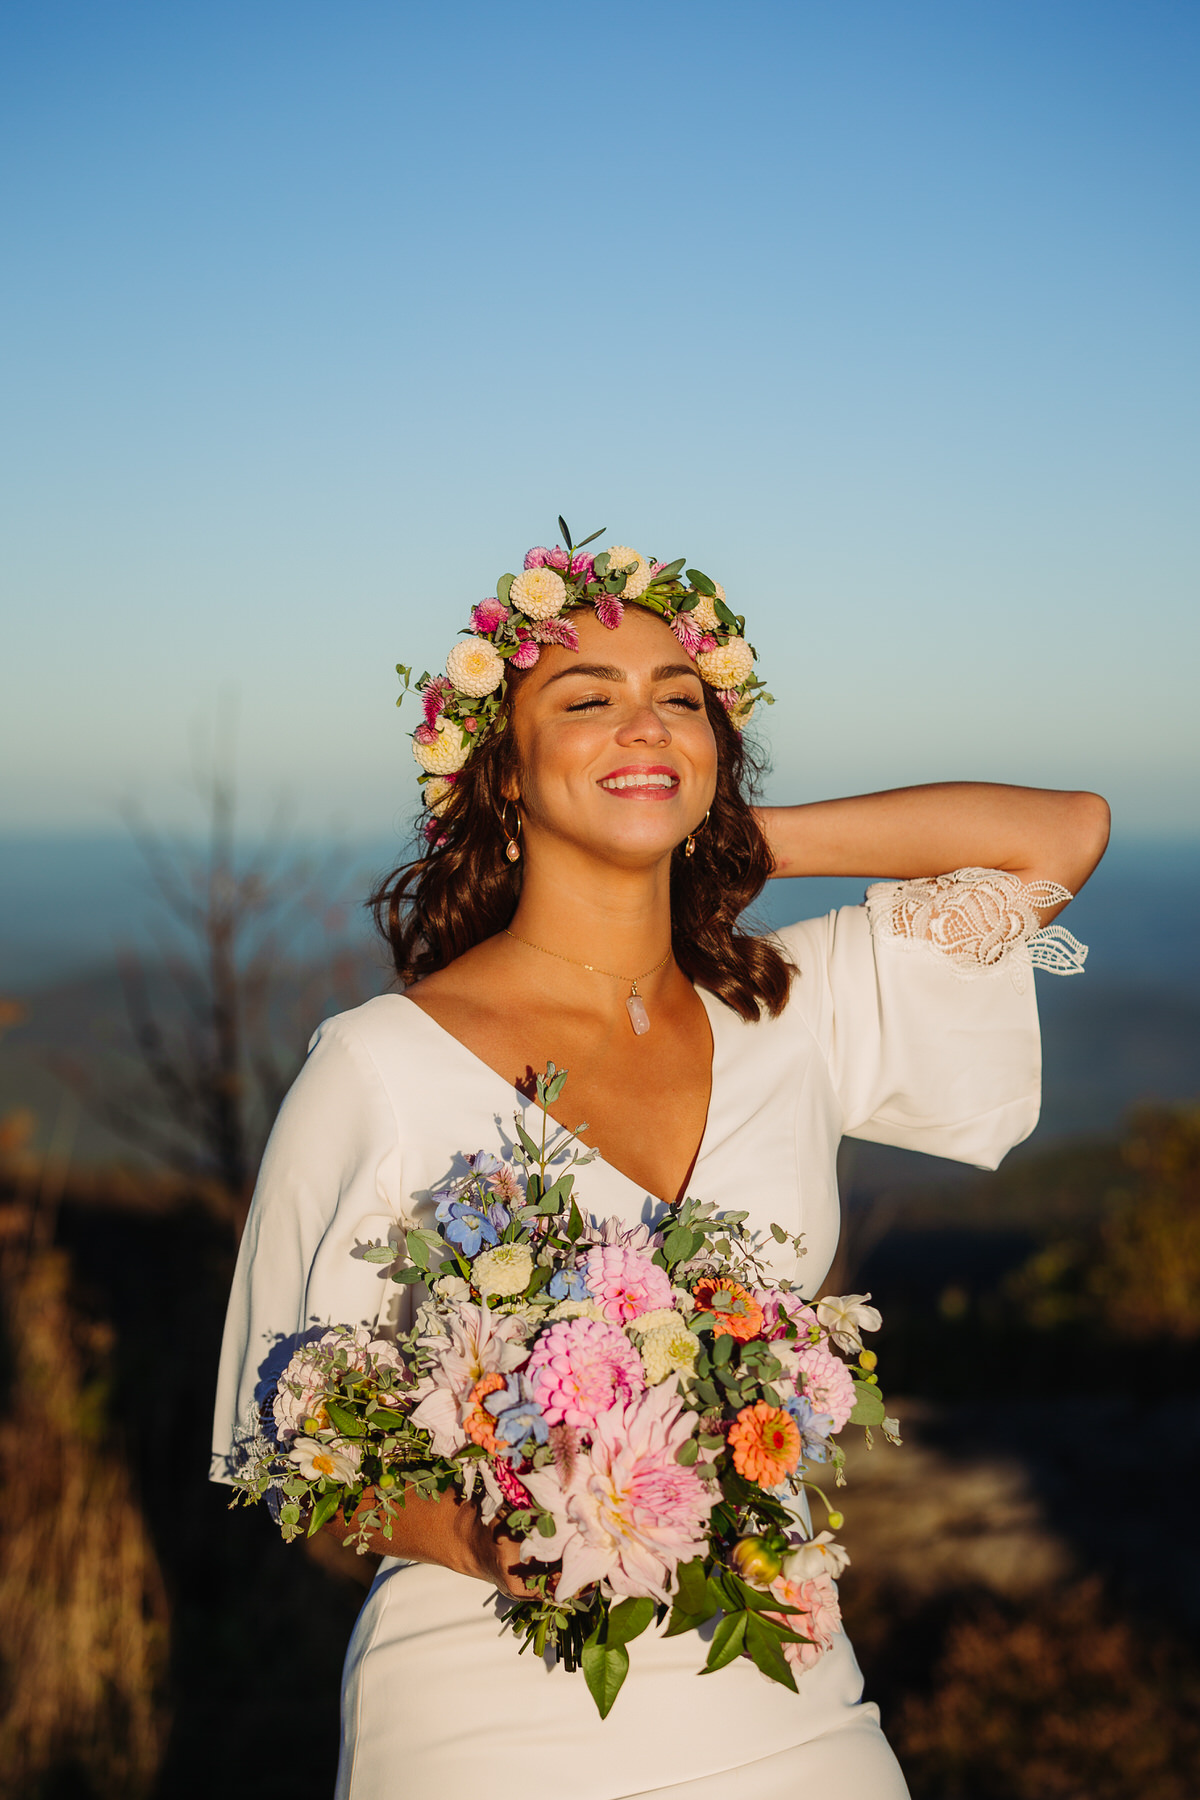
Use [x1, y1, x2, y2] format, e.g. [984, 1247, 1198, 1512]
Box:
[212, 537, 1108, 1798]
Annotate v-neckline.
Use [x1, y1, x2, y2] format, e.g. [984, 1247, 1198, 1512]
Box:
[392, 988, 721, 1210]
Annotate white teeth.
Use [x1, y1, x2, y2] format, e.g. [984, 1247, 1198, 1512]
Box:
[600, 772, 677, 791]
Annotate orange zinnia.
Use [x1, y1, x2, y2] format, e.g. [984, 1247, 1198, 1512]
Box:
[729, 1403, 802, 1486]
[693, 1277, 765, 1342]
[463, 1372, 505, 1453]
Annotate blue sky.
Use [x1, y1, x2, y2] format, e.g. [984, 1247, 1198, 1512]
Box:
[3, 0, 1197, 843]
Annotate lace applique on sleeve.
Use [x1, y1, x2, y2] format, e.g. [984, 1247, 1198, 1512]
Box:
[865, 866, 1088, 991]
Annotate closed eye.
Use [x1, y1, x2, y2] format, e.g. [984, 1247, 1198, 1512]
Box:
[564, 692, 702, 713]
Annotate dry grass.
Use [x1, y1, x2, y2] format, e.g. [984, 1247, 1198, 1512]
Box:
[893, 1578, 1200, 1800]
[0, 1224, 170, 1798]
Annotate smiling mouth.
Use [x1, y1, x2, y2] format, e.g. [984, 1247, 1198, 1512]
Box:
[597, 767, 680, 796]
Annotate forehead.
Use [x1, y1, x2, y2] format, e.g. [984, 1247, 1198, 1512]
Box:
[532, 605, 697, 683]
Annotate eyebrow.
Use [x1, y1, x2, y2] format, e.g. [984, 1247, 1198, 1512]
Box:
[541, 660, 701, 687]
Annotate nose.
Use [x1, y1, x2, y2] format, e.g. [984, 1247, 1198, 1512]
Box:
[615, 697, 672, 747]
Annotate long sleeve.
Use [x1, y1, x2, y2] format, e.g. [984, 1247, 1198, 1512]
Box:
[210, 1014, 406, 1484]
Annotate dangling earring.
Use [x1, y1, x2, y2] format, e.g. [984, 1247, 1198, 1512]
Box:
[500, 801, 522, 863]
[683, 808, 710, 859]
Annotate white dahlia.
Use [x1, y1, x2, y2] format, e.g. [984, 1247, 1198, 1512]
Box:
[689, 583, 725, 632]
[422, 777, 455, 816]
[639, 1319, 700, 1385]
[445, 635, 504, 698]
[412, 722, 469, 775]
[605, 546, 652, 600]
[697, 636, 755, 689]
[510, 566, 568, 620]
[471, 1243, 535, 1298]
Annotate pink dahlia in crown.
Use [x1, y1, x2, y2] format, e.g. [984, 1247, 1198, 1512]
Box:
[526, 1316, 646, 1430]
[520, 1383, 714, 1603]
[583, 1244, 674, 1326]
[398, 517, 772, 818]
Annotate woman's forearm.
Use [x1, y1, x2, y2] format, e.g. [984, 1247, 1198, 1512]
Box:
[756, 783, 1110, 911]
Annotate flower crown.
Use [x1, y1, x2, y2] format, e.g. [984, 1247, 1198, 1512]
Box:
[399, 519, 772, 824]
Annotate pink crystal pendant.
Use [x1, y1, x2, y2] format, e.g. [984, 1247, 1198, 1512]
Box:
[626, 990, 650, 1036]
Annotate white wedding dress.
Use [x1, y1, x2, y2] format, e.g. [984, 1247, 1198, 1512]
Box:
[212, 887, 1062, 1799]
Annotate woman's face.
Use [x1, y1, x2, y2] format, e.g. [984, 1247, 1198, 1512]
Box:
[508, 606, 718, 870]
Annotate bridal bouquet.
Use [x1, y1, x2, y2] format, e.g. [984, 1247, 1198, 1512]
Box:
[231, 1066, 898, 1716]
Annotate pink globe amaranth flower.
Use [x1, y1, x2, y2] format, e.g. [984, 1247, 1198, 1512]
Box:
[510, 638, 540, 669]
[766, 1570, 843, 1671]
[414, 720, 439, 746]
[698, 633, 718, 654]
[754, 1289, 820, 1341]
[794, 1340, 857, 1432]
[463, 717, 477, 733]
[422, 675, 454, 725]
[571, 554, 595, 582]
[525, 1316, 645, 1430]
[595, 595, 625, 630]
[671, 613, 704, 658]
[470, 598, 509, 634]
[544, 547, 571, 571]
[584, 1244, 674, 1326]
[530, 615, 580, 650]
[519, 1383, 714, 1603]
[524, 546, 554, 569]
[491, 1457, 533, 1509]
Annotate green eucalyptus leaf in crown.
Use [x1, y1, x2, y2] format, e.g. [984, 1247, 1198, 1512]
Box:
[403, 521, 773, 831]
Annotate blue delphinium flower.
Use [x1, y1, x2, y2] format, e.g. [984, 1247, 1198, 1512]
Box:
[546, 1265, 591, 1303]
[783, 1393, 834, 1463]
[470, 1150, 503, 1176]
[434, 1197, 500, 1257]
[483, 1373, 550, 1462]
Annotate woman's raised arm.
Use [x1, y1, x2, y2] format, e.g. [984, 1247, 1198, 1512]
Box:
[756, 783, 1110, 917]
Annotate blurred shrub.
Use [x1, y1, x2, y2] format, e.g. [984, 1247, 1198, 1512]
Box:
[0, 1222, 170, 1797]
[1010, 1101, 1200, 1344]
[894, 1578, 1200, 1800]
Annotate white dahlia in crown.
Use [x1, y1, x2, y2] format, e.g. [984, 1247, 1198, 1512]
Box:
[509, 566, 568, 620]
[697, 636, 755, 689]
[603, 546, 652, 600]
[412, 721, 470, 775]
[445, 635, 504, 697]
[689, 583, 725, 632]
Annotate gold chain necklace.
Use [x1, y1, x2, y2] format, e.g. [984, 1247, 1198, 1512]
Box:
[503, 929, 673, 1037]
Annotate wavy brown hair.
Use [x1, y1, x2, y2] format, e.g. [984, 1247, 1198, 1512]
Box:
[369, 671, 794, 1020]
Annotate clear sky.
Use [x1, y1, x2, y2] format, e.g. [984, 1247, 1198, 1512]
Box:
[3, 0, 1197, 843]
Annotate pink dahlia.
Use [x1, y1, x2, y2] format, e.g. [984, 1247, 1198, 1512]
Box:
[510, 638, 540, 669]
[754, 1289, 820, 1341]
[525, 1316, 645, 1430]
[766, 1570, 843, 1671]
[470, 598, 509, 634]
[794, 1341, 857, 1432]
[595, 595, 625, 630]
[584, 1245, 674, 1326]
[520, 1383, 714, 1602]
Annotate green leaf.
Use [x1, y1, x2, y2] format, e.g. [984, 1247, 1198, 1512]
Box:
[324, 1400, 364, 1438]
[675, 1436, 699, 1466]
[557, 515, 573, 551]
[593, 551, 610, 577]
[538, 1173, 574, 1215]
[744, 1615, 799, 1691]
[543, 1067, 569, 1102]
[686, 568, 716, 596]
[711, 1332, 734, 1367]
[850, 1380, 886, 1426]
[714, 598, 739, 631]
[515, 1120, 542, 1160]
[649, 556, 686, 583]
[769, 1222, 789, 1243]
[306, 1488, 343, 1538]
[390, 1266, 424, 1285]
[606, 1596, 656, 1647]
[703, 1611, 748, 1673]
[582, 1642, 629, 1719]
[673, 1557, 711, 1618]
[574, 525, 607, 549]
[360, 1245, 396, 1264]
[663, 1605, 708, 1638]
[536, 1511, 558, 1538]
[405, 1230, 431, 1271]
[497, 572, 514, 606]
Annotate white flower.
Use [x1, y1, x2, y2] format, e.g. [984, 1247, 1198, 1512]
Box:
[688, 583, 725, 631]
[604, 546, 651, 600]
[628, 1307, 682, 1337]
[670, 1286, 696, 1315]
[471, 1243, 534, 1298]
[816, 1293, 882, 1353]
[412, 721, 469, 775]
[288, 1436, 362, 1484]
[510, 566, 568, 620]
[422, 777, 455, 816]
[638, 1319, 700, 1385]
[548, 1298, 608, 1322]
[696, 637, 754, 690]
[433, 1272, 472, 1303]
[781, 1530, 850, 1583]
[446, 635, 504, 697]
